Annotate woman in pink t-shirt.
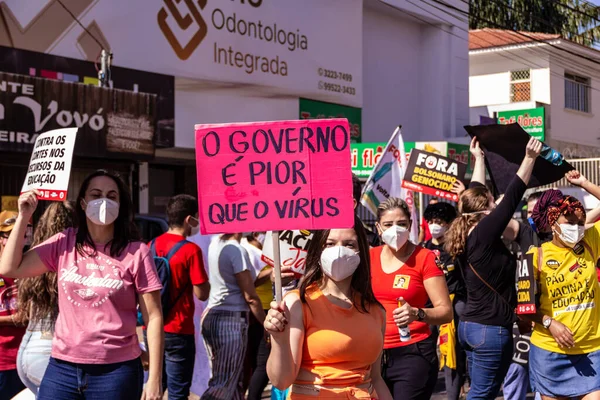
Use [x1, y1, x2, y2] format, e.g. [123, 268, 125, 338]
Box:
[0, 170, 164, 400]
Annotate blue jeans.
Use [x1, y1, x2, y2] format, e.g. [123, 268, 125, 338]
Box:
[0, 369, 25, 400]
[38, 357, 143, 400]
[458, 321, 513, 400]
[502, 363, 528, 400]
[163, 333, 196, 400]
[143, 330, 196, 400]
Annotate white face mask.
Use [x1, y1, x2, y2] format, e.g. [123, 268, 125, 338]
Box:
[428, 223, 447, 240]
[381, 225, 410, 251]
[256, 234, 266, 245]
[556, 223, 585, 248]
[84, 198, 119, 226]
[320, 246, 360, 282]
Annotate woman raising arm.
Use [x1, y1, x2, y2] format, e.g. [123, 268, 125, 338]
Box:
[0, 171, 164, 400]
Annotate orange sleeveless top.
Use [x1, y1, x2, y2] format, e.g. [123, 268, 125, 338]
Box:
[293, 285, 385, 386]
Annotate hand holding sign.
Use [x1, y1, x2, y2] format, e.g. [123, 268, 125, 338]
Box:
[270, 266, 296, 286]
[470, 136, 484, 159]
[17, 190, 41, 220]
[21, 128, 78, 201]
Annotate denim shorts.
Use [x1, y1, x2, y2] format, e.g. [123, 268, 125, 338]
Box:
[17, 330, 53, 394]
[529, 344, 600, 398]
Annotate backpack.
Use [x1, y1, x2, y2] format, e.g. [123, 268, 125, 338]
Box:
[137, 238, 189, 326]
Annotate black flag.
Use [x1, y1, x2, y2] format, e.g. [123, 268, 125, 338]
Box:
[463, 123, 574, 195]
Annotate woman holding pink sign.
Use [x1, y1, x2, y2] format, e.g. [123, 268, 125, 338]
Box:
[264, 216, 392, 399]
[371, 197, 453, 400]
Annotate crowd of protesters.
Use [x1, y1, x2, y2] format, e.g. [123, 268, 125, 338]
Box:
[3, 134, 600, 400]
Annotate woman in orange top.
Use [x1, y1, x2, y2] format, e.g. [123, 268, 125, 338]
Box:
[265, 216, 392, 399]
[371, 197, 453, 400]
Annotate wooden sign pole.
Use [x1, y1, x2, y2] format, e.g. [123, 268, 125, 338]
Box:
[272, 230, 283, 303]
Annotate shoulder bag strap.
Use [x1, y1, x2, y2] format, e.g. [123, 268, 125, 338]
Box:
[166, 239, 189, 260]
[468, 263, 512, 309]
[149, 239, 158, 258]
[166, 239, 193, 312]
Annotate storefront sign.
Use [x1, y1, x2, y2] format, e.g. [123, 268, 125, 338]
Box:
[2, 0, 362, 107]
[402, 149, 467, 201]
[300, 98, 362, 142]
[0, 71, 156, 159]
[352, 142, 415, 178]
[195, 119, 354, 234]
[497, 107, 545, 141]
[0, 46, 175, 149]
[21, 128, 78, 201]
[351, 142, 385, 178]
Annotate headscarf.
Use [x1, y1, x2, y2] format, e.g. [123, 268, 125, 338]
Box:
[531, 189, 585, 231]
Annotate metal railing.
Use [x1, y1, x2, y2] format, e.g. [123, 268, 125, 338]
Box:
[536, 158, 600, 189]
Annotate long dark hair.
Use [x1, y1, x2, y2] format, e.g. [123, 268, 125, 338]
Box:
[76, 170, 140, 257]
[445, 186, 490, 258]
[17, 201, 77, 328]
[299, 214, 381, 313]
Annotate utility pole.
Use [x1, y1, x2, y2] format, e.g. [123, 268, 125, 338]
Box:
[98, 49, 113, 88]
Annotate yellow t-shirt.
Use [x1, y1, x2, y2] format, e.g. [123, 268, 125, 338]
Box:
[256, 266, 273, 309]
[529, 222, 600, 354]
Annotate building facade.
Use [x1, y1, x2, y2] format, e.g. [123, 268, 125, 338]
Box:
[0, 0, 469, 214]
[469, 28, 600, 158]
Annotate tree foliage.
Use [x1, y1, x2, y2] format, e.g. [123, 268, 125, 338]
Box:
[469, 0, 600, 46]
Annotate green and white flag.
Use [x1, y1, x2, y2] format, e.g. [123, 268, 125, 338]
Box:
[360, 126, 418, 242]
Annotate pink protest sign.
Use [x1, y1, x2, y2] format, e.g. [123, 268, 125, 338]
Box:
[195, 119, 354, 234]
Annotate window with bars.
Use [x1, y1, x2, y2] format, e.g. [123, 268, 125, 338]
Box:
[565, 73, 591, 113]
[510, 70, 531, 102]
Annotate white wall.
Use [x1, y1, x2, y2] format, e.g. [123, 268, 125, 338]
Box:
[172, 0, 471, 149]
[362, 0, 469, 142]
[531, 68, 551, 104]
[547, 57, 600, 150]
[469, 50, 550, 107]
[362, 7, 421, 141]
[470, 73, 510, 106]
[469, 45, 600, 156]
[175, 82, 299, 149]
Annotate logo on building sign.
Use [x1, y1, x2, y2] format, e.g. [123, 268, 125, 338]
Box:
[158, 0, 209, 60]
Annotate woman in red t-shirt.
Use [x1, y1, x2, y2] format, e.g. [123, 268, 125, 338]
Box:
[371, 197, 452, 400]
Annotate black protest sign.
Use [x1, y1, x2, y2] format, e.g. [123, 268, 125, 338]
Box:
[517, 251, 537, 314]
[464, 123, 574, 195]
[401, 149, 467, 202]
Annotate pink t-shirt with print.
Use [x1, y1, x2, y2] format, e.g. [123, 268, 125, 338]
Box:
[35, 228, 162, 364]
